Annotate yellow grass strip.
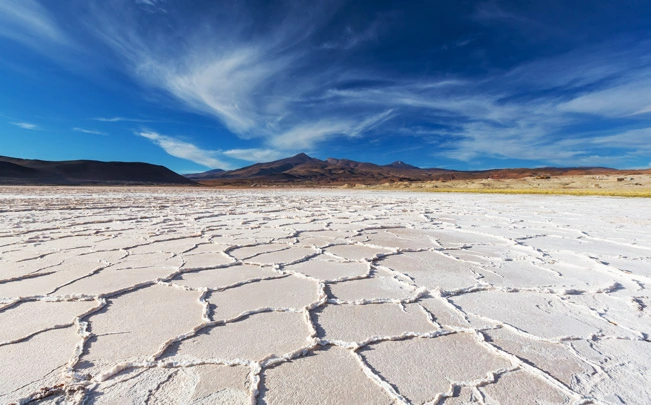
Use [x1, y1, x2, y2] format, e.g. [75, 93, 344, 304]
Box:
[400, 188, 651, 198]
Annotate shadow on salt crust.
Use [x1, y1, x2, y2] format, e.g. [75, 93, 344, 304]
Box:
[259, 346, 394, 405]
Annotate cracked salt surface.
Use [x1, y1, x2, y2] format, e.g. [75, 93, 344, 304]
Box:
[1, 187, 650, 404]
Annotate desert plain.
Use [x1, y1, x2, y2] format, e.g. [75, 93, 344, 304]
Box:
[369, 173, 651, 197]
[0, 186, 650, 404]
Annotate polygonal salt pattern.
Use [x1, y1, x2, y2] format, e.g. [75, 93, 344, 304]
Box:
[0, 187, 649, 404]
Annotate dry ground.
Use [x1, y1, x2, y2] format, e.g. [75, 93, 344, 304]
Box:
[361, 174, 651, 197]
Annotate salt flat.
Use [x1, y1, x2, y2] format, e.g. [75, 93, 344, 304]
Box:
[1, 187, 650, 404]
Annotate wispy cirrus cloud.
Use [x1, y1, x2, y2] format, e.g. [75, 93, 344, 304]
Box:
[136, 130, 231, 169]
[93, 116, 152, 123]
[223, 148, 285, 163]
[3, 1, 651, 168]
[588, 127, 651, 154]
[73, 127, 106, 135]
[10, 121, 39, 130]
[0, 0, 68, 48]
[135, 0, 166, 13]
[78, 0, 393, 153]
[558, 79, 651, 118]
[269, 110, 395, 150]
[319, 19, 385, 50]
[472, 2, 528, 24]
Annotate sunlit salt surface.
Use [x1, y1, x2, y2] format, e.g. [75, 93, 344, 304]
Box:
[1, 187, 650, 404]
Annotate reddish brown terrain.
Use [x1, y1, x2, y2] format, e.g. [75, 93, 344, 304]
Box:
[3, 153, 649, 193]
[192, 153, 650, 187]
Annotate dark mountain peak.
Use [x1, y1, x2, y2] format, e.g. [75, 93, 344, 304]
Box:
[211, 152, 324, 180]
[199, 154, 434, 185]
[261, 152, 322, 168]
[182, 153, 649, 186]
[385, 161, 420, 170]
[287, 153, 316, 163]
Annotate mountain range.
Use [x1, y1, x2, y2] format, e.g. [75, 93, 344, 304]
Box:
[2, 153, 647, 187]
[0, 156, 195, 185]
[187, 153, 639, 186]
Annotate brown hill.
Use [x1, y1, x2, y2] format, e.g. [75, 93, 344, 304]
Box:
[196, 153, 650, 187]
[0, 156, 196, 186]
[184, 168, 226, 180]
[200, 153, 441, 186]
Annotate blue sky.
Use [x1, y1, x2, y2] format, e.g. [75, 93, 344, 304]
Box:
[1, 0, 650, 172]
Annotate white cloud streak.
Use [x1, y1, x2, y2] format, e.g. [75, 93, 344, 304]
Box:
[2, 2, 651, 167]
[93, 116, 152, 123]
[0, 0, 68, 48]
[73, 127, 106, 135]
[320, 21, 382, 50]
[10, 122, 38, 130]
[136, 130, 231, 169]
[558, 80, 651, 117]
[223, 148, 285, 163]
[135, 0, 165, 11]
[77, 0, 393, 154]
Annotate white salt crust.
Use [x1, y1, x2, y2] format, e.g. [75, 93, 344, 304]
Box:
[0, 187, 649, 404]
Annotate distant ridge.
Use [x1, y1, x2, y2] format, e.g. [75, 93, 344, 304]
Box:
[191, 153, 648, 186]
[184, 168, 225, 180]
[0, 156, 196, 186]
[198, 153, 438, 185]
[4, 153, 646, 187]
